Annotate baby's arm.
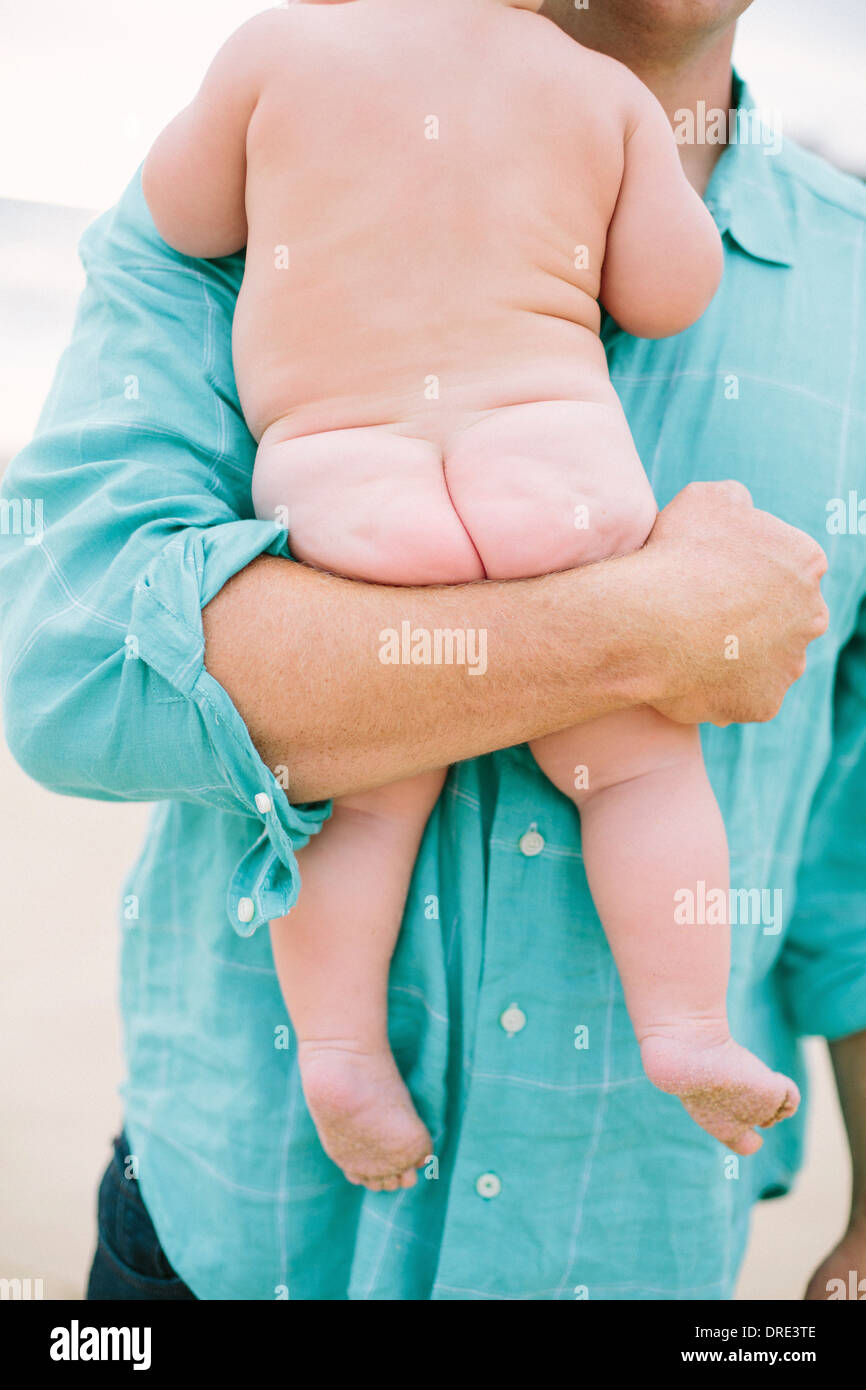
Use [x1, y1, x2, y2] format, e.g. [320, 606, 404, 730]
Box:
[142, 12, 282, 258]
[600, 79, 724, 340]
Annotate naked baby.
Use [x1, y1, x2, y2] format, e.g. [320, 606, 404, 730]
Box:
[143, 0, 799, 1190]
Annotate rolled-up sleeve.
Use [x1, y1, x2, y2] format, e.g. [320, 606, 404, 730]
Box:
[780, 596, 866, 1040]
[0, 170, 330, 935]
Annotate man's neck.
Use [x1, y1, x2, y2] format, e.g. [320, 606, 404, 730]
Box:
[538, 1, 739, 193]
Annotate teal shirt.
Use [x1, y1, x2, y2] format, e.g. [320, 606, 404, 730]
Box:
[2, 80, 866, 1300]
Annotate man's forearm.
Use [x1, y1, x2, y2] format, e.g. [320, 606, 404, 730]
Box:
[203, 550, 660, 802]
[829, 1030, 866, 1229]
[203, 482, 828, 803]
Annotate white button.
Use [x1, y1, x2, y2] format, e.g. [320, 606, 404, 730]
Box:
[237, 897, 255, 924]
[499, 1004, 527, 1036]
[255, 793, 272, 815]
[518, 826, 545, 857]
[476, 1172, 502, 1199]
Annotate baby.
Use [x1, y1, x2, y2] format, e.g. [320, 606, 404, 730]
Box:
[143, 0, 799, 1190]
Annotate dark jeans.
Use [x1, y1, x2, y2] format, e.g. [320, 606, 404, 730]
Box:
[86, 1132, 197, 1300]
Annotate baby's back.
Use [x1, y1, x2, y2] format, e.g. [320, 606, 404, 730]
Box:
[234, 0, 631, 444]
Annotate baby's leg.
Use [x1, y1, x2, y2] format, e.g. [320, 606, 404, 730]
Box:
[530, 712, 799, 1156]
[270, 769, 445, 1190]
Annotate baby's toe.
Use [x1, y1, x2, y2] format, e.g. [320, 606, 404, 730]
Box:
[775, 1082, 800, 1120]
[728, 1128, 763, 1157]
[758, 1078, 800, 1129]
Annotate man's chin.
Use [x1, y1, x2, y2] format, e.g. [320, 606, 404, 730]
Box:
[542, 0, 753, 41]
[602, 0, 752, 23]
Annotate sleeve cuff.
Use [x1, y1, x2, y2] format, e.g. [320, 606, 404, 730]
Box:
[129, 521, 331, 936]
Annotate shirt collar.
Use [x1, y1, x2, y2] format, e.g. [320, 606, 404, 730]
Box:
[703, 73, 797, 268]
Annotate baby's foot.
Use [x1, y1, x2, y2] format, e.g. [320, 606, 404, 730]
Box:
[640, 1027, 799, 1157]
[298, 1040, 431, 1191]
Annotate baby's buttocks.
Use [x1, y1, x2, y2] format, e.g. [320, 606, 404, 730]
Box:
[443, 400, 656, 580]
[252, 399, 657, 586]
[252, 423, 485, 585]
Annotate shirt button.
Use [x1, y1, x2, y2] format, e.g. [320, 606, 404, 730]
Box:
[518, 825, 545, 857]
[237, 897, 255, 924]
[499, 1004, 527, 1036]
[255, 793, 272, 815]
[476, 1172, 502, 1199]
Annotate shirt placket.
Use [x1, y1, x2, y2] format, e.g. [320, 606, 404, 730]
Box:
[433, 762, 556, 1295]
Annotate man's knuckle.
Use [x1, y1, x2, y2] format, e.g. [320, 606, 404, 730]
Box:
[718, 479, 752, 505]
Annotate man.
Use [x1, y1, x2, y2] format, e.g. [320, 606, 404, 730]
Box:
[0, 0, 860, 1300]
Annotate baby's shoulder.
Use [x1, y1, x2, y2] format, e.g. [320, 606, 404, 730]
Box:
[525, 24, 649, 139]
[572, 44, 653, 120]
[210, 5, 345, 83]
[575, 47, 674, 151]
[217, 7, 296, 57]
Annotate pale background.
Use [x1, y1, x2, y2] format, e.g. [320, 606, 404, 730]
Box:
[0, 0, 863, 1299]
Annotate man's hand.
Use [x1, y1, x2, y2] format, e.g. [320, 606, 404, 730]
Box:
[804, 1223, 866, 1300]
[643, 481, 829, 726]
